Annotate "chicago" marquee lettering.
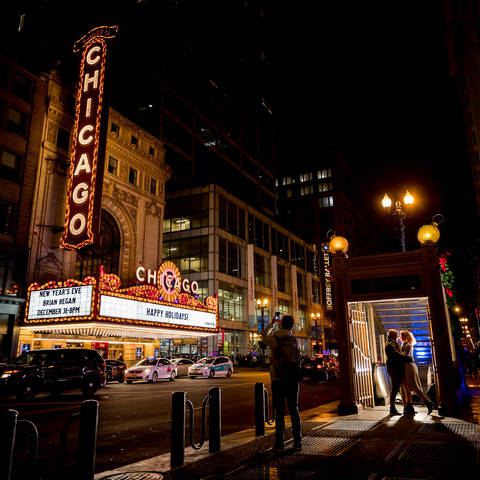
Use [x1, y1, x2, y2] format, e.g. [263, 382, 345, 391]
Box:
[61, 26, 118, 250]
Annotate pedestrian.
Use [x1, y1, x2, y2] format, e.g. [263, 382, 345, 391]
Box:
[385, 329, 411, 415]
[399, 330, 434, 415]
[262, 314, 302, 452]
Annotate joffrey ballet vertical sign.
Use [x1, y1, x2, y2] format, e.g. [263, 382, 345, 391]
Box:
[61, 26, 118, 250]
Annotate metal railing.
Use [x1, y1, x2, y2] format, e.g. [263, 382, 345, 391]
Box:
[255, 382, 275, 436]
[0, 399, 99, 480]
[171, 387, 221, 469]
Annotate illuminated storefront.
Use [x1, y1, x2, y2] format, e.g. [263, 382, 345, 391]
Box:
[19, 262, 218, 365]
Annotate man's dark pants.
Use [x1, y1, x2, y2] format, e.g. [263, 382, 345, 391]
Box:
[388, 368, 403, 409]
[272, 378, 301, 448]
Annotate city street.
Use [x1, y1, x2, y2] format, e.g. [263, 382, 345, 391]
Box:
[1, 368, 339, 478]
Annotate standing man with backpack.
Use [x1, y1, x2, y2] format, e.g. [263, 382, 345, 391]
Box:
[262, 314, 302, 452]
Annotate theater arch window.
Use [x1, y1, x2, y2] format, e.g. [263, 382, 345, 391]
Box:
[74, 210, 120, 279]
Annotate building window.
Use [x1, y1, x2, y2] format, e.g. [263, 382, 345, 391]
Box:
[300, 172, 313, 182]
[0, 149, 21, 182]
[6, 106, 27, 137]
[218, 283, 244, 322]
[219, 238, 243, 278]
[163, 193, 209, 233]
[0, 199, 15, 234]
[131, 135, 138, 147]
[149, 146, 155, 156]
[297, 272, 306, 299]
[150, 178, 157, 195]
[162, 236, 209, 273]
[128, 167, 137, 185]
[277, 264, 291, 293]
[57, 127, 70, 151]
[238, 208, 246, 240]
[319, 195, 333, 208]
[108, 156, 118, 175]
[254, 253, 270, 287]
[317, 168, 332, 179]
[227, 201, 238, 236]
[219, 195, 227, 230]
[75, 210, 120, 279]
[111, 122, 120, 135]
[11, 72, 32, 102]
[300, 184, 314, 195]
[319, 181, 333, 192]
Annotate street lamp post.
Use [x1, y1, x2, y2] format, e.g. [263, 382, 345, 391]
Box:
[257, 298, 269, 363]
[381, 190, 414, 252]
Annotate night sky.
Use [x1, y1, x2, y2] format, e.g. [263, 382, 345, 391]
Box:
[1, 1, 477, 305]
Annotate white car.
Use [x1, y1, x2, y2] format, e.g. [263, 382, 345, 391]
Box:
[170, 358, 195, 377]
[125, 357, 177, 383]
[188, 356, 234, 378]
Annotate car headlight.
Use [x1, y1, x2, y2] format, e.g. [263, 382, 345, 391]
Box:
[1, 370, 20, 378]
[144, 369, 151, 374]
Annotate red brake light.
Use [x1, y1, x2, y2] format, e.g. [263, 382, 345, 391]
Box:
[316, 365, 321, 369]
[167, 367, 171, 372]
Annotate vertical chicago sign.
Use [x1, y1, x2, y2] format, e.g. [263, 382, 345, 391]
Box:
[60, 26, 118, 250]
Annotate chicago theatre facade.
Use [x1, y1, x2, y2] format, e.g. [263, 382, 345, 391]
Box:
[17, 32, 221, 364]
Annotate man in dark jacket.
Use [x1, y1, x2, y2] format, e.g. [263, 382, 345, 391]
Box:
[385, 329, 412, 415]
[262, 314, 302, 452]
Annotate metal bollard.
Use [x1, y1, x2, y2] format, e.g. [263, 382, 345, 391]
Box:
[0, 409, 18, 480]
[171, 391, 186, 468]
[255, 382, 265, 436]
[76, 399, 99, 480]
[17, 419, 39, 476]
[208, 387, 221, 453]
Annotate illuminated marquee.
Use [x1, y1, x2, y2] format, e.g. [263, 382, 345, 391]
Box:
[60, 25, 118, 250]
[136, 262, 199, 298]
[24, 264, 218, 334]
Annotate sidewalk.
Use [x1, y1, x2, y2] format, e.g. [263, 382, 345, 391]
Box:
[95, 382, 480, 480]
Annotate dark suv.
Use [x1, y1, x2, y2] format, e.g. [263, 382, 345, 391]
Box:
[0, 348, 106, 400]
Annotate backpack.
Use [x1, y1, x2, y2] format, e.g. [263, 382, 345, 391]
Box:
[275, 335, 301, 380]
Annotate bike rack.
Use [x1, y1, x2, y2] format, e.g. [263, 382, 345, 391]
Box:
[1, 399, 98, 480]
[171, 387, 222, 469]
[255, 382, 275, 436]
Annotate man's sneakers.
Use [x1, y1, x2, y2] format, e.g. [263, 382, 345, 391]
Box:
[273, 441, 302, 454]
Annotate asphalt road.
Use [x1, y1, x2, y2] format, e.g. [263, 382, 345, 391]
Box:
[1, 368, 340, 479]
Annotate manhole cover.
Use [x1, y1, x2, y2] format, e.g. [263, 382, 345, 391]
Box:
[324, 420, 379, 432]
[419, 422, 480, 435]
[295, 435, 360, 456]
[102, 473, 163, 480]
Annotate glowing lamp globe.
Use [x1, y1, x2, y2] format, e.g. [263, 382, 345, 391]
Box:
[329, 235, 349, 254]
[417, 224, 440, 245]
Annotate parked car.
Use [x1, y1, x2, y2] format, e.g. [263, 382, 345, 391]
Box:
[188, 356, 234, 378]
[105, 359, 127, 382]
[170, 358, 195, 377]
[301, 356, 328, 381]
[125, 357, 177, 383]
[0, 348, 106, 400]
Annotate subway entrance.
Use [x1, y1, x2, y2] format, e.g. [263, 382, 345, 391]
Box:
[347, 297, 436, 409]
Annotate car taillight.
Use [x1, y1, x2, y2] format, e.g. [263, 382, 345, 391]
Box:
[167, 367, 171, 372]
[316, 365, 322, 369]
